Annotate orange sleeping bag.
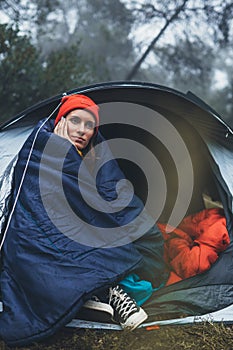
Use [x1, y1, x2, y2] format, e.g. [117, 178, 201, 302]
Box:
[158, 208, 230, 285]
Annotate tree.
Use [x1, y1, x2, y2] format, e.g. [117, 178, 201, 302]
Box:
[207, 47, 233, 125]
[1, 0, 233, 125]
[0, 24, 99, 122]
[0, 24, 42, 121]
[39, 44, 98, 99]
[153, 37, 214, 95]
[76, 0, 135, 80]
[0, 0, 136, 81]
[124, 0, 233, 80]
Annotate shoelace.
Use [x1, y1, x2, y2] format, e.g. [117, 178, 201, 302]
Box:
[109, 287, 138, 321]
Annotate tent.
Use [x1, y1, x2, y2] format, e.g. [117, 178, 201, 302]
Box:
[0, 81, 233, 344]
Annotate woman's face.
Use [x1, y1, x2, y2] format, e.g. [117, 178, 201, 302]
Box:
[65, 109, 95, 150]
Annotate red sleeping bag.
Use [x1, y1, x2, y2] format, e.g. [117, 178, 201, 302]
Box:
[157, 208, 230, 285]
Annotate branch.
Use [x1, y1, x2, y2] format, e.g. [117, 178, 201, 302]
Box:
[126, 0, 190, 80]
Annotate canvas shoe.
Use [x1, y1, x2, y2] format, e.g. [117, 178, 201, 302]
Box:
[83, 295, 113, 315]
[80, 295, 114, 322]
[109, 285, 148, 330]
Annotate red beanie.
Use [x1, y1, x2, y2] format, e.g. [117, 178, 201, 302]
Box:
[54, 94, 99, 128]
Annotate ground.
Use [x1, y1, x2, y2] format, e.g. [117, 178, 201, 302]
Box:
[0, 323, 232, 350]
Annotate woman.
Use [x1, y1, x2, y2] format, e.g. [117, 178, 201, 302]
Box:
[0, 94, 167, 346]
[53, 94, 167, 329]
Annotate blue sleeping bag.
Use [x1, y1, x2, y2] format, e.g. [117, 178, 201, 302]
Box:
[0, 119, 166, 346]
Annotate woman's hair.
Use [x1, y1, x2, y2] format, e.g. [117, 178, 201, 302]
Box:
[82, 134, 99, 173]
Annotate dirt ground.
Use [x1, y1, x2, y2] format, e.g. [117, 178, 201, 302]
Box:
[1, 323, 232, 350]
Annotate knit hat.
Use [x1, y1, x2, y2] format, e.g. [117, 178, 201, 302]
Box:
[54, 94, 100, 129]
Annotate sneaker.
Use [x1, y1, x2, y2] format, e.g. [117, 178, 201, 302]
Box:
[83, 296, 114, 315]
[109, 285, 148, 330]
[79, 296, 114, 322]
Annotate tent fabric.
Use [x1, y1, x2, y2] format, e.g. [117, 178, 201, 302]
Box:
[0, 117, 166, 346]
[0, 126, 33, 235]
[0, 82, 233, 344]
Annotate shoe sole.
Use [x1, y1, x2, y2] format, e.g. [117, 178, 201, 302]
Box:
[120, 308, 148, 331]
[83, 300, 114, 317]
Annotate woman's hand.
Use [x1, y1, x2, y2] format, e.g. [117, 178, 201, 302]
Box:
[54, 117, 75, 147]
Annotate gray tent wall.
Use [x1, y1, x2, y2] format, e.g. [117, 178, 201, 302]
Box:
[0, 81, 233, 326]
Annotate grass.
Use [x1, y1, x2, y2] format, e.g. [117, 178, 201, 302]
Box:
[0, 323, 232, 350]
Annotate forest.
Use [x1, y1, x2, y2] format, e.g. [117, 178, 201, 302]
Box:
[1, 2, 233, 350]
[0, 0, 233, 126]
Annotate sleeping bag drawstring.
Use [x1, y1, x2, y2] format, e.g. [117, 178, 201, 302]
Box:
[0, 100, 63, 252]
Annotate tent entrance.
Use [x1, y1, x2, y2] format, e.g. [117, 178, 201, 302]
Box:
[99, 102, 222, 224]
